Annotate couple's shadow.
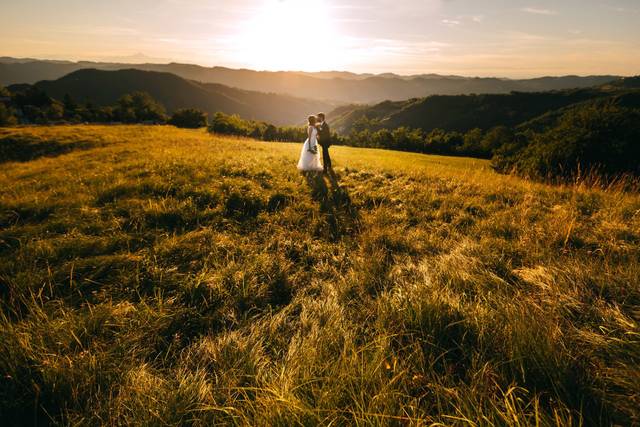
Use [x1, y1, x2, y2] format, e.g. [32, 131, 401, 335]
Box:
[303, 169, 360, 240]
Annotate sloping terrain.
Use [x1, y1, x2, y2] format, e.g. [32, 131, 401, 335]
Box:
[22, 69, 335, 125]
[0, 57, 620, 103]
[331, 78, 640, 133]
[1, 125, 639, 425]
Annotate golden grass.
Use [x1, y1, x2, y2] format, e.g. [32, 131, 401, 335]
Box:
[1, 125, 639, 425]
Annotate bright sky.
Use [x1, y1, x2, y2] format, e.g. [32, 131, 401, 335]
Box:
[1, 0, 639, 77]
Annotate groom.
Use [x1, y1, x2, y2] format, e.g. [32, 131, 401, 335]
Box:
[316, 112, 332, 173]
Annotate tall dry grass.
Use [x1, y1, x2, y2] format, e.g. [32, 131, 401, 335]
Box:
[0, 125, 638, 425]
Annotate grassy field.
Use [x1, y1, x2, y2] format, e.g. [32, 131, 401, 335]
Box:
[1, 125, 639, 426]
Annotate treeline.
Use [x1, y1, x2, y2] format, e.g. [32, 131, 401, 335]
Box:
[208, 103, 640, 182]
[348, 104, 640, 180]
[492, 104, 640, 179]
[209, 112, 309, 142]
[0, 86, 207, 128]
[3, 84, 639, 182]
[208, 111, 511, 159]
[343, 123, 509, 159]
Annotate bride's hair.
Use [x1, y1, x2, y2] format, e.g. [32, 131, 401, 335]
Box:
[307, 115, 317, 126]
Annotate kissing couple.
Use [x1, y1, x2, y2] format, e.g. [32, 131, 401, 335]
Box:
[297, 112, 332, 174]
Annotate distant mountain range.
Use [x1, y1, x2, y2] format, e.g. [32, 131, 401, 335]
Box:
[330, 77, 640, 134]
[0, 57, 621, 104]
[10, 69, 335, 126]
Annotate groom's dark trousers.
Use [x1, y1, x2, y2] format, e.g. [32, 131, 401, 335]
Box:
[318, 122, 332, 172]
[322, 145, 331, 171]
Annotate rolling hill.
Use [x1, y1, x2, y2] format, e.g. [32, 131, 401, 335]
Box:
[1, 125, 638, 425]
[0, 57, 621, 104]
[331, 77, 640, 134]
[20, 69, 335, 125]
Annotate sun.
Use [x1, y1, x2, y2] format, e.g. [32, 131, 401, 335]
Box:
[233, 0, 342, 71]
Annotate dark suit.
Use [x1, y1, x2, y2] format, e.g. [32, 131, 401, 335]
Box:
[317, 121, 332, 172]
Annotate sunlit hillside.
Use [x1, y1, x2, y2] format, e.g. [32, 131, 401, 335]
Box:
[1, 125, 639, 425]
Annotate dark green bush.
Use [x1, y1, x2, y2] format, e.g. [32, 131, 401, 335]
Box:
[115, 92, 166, 123]
[0, 103, 17, 126]
[169, 109, 208, 129]
[209, 112, 309, 142]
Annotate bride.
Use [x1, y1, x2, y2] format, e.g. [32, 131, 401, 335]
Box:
[297, 115, 323, 172]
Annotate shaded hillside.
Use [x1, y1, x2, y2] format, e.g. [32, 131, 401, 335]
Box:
[0, 57, 620, 104]
[497, 109, 640, 181]
[598, 75, 640, 92]
[491, 91, 640, 180]
[0, 60, 81, 86]
[331, 82, 640, 134]
[25, 69, 334, 125]
[515, 90, 640, 132]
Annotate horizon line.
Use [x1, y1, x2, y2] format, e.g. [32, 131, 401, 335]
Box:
[1, 54, 636, 81]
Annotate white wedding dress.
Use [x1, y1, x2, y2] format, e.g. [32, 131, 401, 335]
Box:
[297, 126, 323, 171]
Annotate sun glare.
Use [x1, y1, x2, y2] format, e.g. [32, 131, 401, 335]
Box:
[233, 0, 342, 71]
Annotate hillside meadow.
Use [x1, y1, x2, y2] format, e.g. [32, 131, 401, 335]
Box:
[0, 125, 639, 425]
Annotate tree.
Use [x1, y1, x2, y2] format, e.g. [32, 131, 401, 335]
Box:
[130, 92, 166, 122]
[0, 86, 16, 126]
[13, 87, 53, 109]
[169, 108, 208, 128]
[0, 103, 17, 126]
[352, 116, 374, 133]
[115, 94, 136, 123]
[460, 128, 484, 156]
[22, 105, 47, 124]
[424, 129, 463, 155]
[370, 129, 393, 149]
[95, 106, 115, 123]
[47, 102, 65, 121]
[209, 112, 252, 136]
[391, 127, 424, 152]
[63, 93, 78, 120]
[263, 124, 278, 141]
[481, 126, 513, 156]
[115, 92, 166, 123]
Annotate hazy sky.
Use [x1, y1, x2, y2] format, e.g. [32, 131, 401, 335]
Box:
[1, 0, 639, 77]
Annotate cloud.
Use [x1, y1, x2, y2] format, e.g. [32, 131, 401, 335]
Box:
[521, 7, 558, 15]
[442, 15, 483, 26]
[601, 4, 640, 14]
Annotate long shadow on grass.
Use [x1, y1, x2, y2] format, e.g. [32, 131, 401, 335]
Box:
[0, 135, 97, 163]
[304, 170, 360, 240]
